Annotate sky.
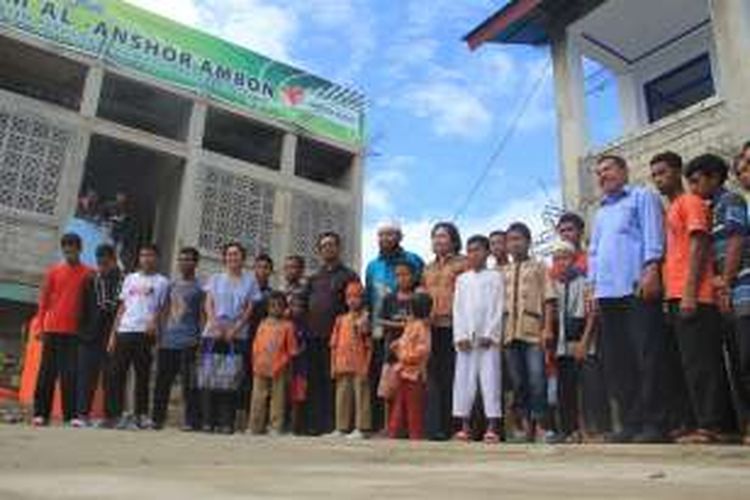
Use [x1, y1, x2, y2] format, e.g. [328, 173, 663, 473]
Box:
[128, 0, 598, 264]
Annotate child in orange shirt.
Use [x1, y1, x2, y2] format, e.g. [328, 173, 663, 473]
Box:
[249, 292, 298, 435]
[329, 281, 372, 439]
[388, 293, 432, 440]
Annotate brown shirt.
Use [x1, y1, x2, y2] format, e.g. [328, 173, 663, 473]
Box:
[305, 263, 359, 338]
[421, 255, 467, 328]
[501, 259, 555, 346]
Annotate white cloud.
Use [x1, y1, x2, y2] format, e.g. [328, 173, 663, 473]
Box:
[402, 82, 492, 139]
[363, 155, 414, 215]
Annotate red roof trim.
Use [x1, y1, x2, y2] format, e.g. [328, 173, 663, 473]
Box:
[465, 0, 543, 50]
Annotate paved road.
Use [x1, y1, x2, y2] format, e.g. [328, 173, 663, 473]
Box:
[1, 425, 749, 499]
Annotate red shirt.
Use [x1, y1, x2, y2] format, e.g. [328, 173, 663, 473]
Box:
[38, 262, 93, 335]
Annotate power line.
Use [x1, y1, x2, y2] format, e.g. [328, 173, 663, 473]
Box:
[452, 61, 552, 221]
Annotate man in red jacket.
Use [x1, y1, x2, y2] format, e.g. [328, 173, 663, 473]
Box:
[33, 233, 92, 426]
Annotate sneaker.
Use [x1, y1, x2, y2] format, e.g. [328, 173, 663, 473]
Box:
[347, 429, 367, 440]
[70, 418, 88, 428]
[115, 415, 137, 431]
[31, 416, 47, 427]
[267, 429, 282, 438]
[136, 415, 154, 430]
[325, 430, 346, 438]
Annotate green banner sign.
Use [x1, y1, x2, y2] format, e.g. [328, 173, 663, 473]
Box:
[0, 0, 365, 146]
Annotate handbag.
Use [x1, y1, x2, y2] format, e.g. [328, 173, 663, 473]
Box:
[196, 339, 245, 392]
[377, 362, 400, 400]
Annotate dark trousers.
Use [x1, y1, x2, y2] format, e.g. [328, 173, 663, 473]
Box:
[557, 357, 580, 435]
[663, 306, 696, 431]
[76, 340, 106, 419]
[425, 326, 455, 440]
[34, 333, 78, 421]
[199, 339, 248, 431]
[152, 346, 200, 428]
[580, 354, 612, 434]
[106, 334, 153, 419]
[598, 297, 668, 434]
[305, 337, 334, 435]
[671, 303, 733, 431]
[369, 338, 387, 432]
[505, 341, 546, 422]
[732, 316, 750, 426]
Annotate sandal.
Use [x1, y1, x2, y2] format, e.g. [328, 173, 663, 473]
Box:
[676, 429, 718, 445]
[483, 430, 500, 444]
[453, 430, 471, 442]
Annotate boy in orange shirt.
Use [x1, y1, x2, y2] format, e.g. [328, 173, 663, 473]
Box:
[388, 293, 432, 440]
[329, 281, 372, 439]
[249, 292, 298, 435]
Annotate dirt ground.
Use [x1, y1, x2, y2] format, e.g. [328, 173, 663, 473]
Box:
[0, 425, 749, 499]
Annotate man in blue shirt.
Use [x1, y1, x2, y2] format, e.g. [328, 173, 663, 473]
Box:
[365, 220, 424, 432]
[589, 154, 669, 443]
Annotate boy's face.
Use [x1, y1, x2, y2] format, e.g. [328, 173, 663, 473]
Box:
[687, 171, 720, 199]
[61, 242, 81, 263]
[466, 242, 489, 270]
[553, 252, 574, 271]
[139, 249, 158, 272]
[254, 260, 273, 284]
[395, 265, 413, 292]
[489, 234, 506, 260]
[267, 298, 285, 318]
[650, 161, 682, 196]
[178, 252, 198, 277]
[506, 231, 530, 258]
[317, 237, 340, 263]
[96, 253, 115, 272]
[346, 293, 363, 311]
[284, 258, 304, 284]
[737, 161, 750, 191]
[556, 222, 581, 248]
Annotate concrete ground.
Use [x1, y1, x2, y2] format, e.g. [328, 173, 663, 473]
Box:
[0, 425, 749, 499]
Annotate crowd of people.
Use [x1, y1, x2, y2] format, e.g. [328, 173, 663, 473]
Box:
[26, 142, 750, 445]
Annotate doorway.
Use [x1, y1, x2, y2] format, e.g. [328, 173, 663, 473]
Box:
[78, 135, 184, 273]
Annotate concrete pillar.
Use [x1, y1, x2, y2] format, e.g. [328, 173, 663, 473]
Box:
[710, 0, 750, 143]
[280, 132, 298, 177]
[349, 154, 365, 270]
[80, 65, 104, 118]
[616, 72, 641, 134]
[551, 28, 588, 209]
[173, 101, 207, 270]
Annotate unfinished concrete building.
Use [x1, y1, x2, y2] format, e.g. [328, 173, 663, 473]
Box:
[0, 0, 365, 373]
[467, 0, 750, 214]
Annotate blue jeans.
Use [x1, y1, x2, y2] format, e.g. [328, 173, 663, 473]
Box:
[505, 341, 546, 421]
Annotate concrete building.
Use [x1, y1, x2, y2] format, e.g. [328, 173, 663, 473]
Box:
[466, 0, 750, 215]
[0, 0, 365, 369]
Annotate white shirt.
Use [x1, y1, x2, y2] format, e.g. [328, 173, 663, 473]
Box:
[118, 271, 170, 333]
[453, 268, 505, 345]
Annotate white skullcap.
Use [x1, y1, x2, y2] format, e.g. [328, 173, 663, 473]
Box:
[550, 238, 576, 255]
[376, 219, 402, 234]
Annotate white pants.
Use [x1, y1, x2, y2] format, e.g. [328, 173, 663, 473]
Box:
[452, 346, 502, 418]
